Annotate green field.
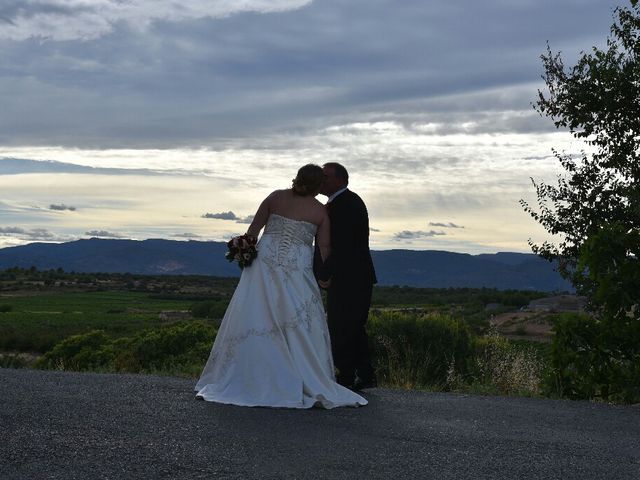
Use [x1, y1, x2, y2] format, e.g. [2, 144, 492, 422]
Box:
[0, 290, 205, 352]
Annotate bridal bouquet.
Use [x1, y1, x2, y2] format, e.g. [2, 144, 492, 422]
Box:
[225, 234, 258, 269]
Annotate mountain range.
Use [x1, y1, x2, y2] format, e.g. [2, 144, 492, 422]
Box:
[0, 238, 572, 291]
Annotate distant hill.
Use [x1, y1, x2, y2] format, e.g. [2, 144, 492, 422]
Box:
[371, 250, 571, 291]
[0, 238, 572, 291]
[0, 238, 236, 277]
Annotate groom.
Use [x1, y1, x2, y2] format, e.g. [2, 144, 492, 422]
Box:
[320, 162, 377, 390]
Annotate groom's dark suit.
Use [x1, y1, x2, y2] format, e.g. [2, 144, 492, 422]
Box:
[325, 189, 377, 387]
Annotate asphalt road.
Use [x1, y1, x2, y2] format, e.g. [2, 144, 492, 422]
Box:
[1, 368, 638, 479]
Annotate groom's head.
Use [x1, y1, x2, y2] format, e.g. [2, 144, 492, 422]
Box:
[321, 162, 348, 196]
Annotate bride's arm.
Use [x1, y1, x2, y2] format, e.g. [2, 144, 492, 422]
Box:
[314, 211, 332, 285]
[316, 212, 331, 262]
[246, 192, 274, 238]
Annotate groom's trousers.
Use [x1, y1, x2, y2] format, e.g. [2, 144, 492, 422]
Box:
[326, 279, 375, 385]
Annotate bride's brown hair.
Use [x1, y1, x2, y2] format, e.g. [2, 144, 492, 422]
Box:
[292, 164, 323, 196]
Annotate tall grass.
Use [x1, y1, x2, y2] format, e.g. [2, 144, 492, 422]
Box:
[368, 310, 473, 389]
[368, 311, 545, 396]
[464, 330, 545, 396]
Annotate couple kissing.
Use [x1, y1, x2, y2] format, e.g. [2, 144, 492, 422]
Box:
[195, 162, 376, 409]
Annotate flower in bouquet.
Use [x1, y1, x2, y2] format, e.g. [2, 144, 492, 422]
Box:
[225, 234, 258, 269]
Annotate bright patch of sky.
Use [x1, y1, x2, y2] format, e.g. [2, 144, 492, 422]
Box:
[0, 0, 622, 252]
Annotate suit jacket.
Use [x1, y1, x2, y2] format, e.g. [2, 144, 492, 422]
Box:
[324, 189, 377, 285]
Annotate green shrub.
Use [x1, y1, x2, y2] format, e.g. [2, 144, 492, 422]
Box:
[191, 300, 228, 319]
[124, 321, 216, 371]
[368, 311, 473, 389]
[36, 330, 114, 371]
[35, 321, 217, 377]
[544, 313, 640, 403]
[0, 304, 12, 313]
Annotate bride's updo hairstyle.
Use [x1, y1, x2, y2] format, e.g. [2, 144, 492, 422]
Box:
[292, 164, 323, 196]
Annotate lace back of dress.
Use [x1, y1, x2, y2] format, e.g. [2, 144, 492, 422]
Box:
[261, 214, 316, 270]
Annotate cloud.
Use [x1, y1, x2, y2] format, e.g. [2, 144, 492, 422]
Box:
[235, 215, 254, 225]
[0, 158, 95, 175]
[393, 230, 446, 241]
[0, 1, 619, 254]
[0, 157, 174, 176]
[370, 227, 380, 232]
[49, 203, 76, 211]
[171, 232, 202, 239]
[202, 212, 253, 223]
[0, 1, 618, 149]
[202, 211, 238, 220]
[0, 0, 312, 41]
[85, 230, 122, 238]
[429, 222, 464, 229]
[0, 226, 55, 240]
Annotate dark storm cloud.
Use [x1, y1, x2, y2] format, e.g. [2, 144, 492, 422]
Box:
[0, 0, 619, 148]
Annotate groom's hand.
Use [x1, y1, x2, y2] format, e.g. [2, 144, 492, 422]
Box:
[318, 279, 331, 289]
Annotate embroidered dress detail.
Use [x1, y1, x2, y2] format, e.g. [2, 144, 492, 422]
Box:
[260, 215, 312, 279]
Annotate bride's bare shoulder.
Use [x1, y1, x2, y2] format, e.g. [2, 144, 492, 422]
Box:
[267, 189, 287, 198]
[264, 189, 290, 204]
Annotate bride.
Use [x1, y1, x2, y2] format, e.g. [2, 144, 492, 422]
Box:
[195, 164, 367, 408]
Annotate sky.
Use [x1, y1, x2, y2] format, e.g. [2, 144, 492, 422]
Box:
[0, 0, 623, 253]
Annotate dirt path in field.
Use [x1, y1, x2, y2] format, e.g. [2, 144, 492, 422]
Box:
[489, 310, 555, 342]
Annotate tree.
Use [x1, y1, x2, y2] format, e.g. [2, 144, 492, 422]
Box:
[521, 1, 640, 402]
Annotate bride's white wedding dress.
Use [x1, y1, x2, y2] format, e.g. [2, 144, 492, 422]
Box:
[195, 213, 367, 408]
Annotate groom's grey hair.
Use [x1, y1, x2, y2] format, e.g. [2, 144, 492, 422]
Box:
[323, 162, 349, 185]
